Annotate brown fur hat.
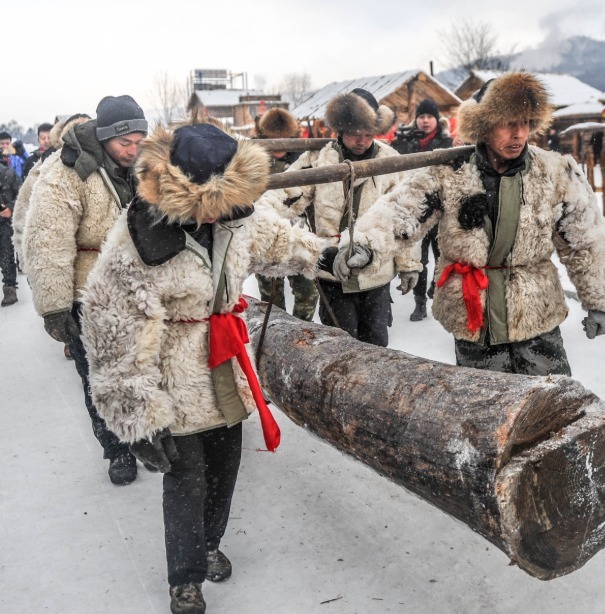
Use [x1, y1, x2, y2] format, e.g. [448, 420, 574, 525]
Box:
[326, 88, 394, 135]
[135, 122, 270, 225]
[255, 108, 301, 139]
[457, 72, 553, 143]
[49, 114, 91, 149]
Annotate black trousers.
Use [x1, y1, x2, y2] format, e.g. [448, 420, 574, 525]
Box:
[68, 303, 130, 460]
[164, 423, 242, 587]
[413, 223, 440, 298]
[0, 221, 17, 287]
[318, 280, 392, 347]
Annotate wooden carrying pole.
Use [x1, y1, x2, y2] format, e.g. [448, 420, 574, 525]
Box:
[261, 143, 475, 190]
[246, 300, 605, 581]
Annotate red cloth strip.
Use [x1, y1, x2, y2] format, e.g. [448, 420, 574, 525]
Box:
[77, 247, 100, 252]
[207, 297, 280, 452]
[436, 263, 489, 333]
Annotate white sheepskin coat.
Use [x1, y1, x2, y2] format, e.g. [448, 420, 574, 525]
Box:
[348, 146, 605, 342]
[23, 154, 123, 316]
[258, 140, 422, 289]
[80, 206, 324, 443]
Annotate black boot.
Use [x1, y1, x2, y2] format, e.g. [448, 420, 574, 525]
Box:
[1, 285, 17, 307]
[108, 453, 137, 485]
[410, 296, 427, 321]
[206, 549, 232, 582]
[170, 582, 206, 614]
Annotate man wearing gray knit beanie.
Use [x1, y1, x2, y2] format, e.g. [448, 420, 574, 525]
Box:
[23, 95, 149, 487]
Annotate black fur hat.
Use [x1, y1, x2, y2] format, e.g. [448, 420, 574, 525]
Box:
[326, 88, 394, 135]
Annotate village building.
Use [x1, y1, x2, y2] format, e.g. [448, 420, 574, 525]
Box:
[290, 69, 462, 139]
[186, 68, 288, 134]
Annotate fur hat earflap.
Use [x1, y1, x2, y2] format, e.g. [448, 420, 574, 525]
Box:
[326, 88, 394, 135]
[50, 114, 92, 149]
[256, 108, 301, 139]
[135, 122, 270, 225]
[457, 72, 553, 143]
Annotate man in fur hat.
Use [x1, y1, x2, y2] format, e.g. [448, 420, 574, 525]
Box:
[391, 98, 454, 322]
[253, 107, 319, 321]
[258, 88, 419, 346]
[335, 72, 605, 375]
[23, 95, 148, 485]
[80, 122, 325, 614]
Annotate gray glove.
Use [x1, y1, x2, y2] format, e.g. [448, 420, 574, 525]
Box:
[333, 244, 373, 281]
[395, 271, 419, 295]
[582, 309, 605, 339]
[43, 310, 80, 344]
[129, 428, 179, 473]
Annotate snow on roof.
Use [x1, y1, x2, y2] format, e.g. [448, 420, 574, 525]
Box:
[191, 89, 263, 107]
[553, 100, 605, 118]
[471, 70, 605, 108]
[292, 70, 461, 119]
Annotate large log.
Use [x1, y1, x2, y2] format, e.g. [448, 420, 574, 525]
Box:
[265, 145, 475, 190]
[246, 300, 605, 580]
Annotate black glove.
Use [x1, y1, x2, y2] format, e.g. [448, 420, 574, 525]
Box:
[582, 309, 605, 339]
[13, 140, 26, 156]
[129, 428, 179, 473]
[43, 310, 80, 344]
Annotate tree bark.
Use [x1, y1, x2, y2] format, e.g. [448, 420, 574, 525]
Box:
[265, 146, 475, 190]
[246, 300, 605, 580]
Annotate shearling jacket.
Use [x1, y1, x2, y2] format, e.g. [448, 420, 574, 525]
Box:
[81, 200, 323, 443]
[23, 120, 133, 316]
[258, 140, 422, 290]
[346, 145, 605, 343]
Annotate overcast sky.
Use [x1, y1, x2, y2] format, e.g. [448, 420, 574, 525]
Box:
[4, 0, 605, 128]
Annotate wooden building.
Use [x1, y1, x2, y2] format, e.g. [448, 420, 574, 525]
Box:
[291, 69, 462, 138]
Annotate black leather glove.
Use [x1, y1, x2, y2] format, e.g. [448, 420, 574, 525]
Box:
[129, 428, 179, 473]
[43, 310, 80, 344]
[582, 309, 605, 339]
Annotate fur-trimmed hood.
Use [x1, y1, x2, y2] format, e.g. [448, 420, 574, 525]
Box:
[326, 91, 394, 135]
[135, 123, 270, 225]
[457, 72, 553, 143]
[49, 114, 92, 149]
[255, 108, 301, 139]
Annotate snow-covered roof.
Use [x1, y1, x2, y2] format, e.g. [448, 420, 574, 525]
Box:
[553, 100, 605, 118]
[191, 89, 263, 107]
[471, 70, 605, 108]
[291, 70, 461, 119]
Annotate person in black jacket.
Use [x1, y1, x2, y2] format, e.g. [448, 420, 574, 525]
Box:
[22, 122, 54, 178]
[391, 99, 453, 321]
[0, 161, 22, 305]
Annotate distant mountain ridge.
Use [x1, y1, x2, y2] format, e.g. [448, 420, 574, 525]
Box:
[436, 35, 605, 94]
[512, 35, 605, 92]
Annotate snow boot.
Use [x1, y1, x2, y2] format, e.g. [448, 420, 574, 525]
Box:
[1, 285, 17, 307]
[108, 453, 137, 485]
[410, 296, 427, 321]
[170, 582, 206, 614]
[206, 549, 232, 582]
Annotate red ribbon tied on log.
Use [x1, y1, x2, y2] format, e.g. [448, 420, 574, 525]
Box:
[208, 297, 281, 452]
[436, 263, 489, 333]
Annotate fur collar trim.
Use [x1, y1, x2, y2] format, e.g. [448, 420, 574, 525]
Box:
[134, 124, 270, 225]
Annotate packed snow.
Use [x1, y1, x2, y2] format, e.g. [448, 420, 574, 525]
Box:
[1, 191, 604, 613]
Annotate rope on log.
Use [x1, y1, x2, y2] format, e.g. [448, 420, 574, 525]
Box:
[265, 145, 475, 190]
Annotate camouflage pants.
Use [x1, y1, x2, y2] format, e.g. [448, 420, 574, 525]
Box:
[256, 274, 319, 322]
[455, 326, 571, 376]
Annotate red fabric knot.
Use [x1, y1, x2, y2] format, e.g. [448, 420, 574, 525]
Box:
[208, 297, 281, 452]
[436, 263, 489, 333]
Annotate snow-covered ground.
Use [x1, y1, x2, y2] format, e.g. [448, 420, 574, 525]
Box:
[2, 258, 605, 614]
